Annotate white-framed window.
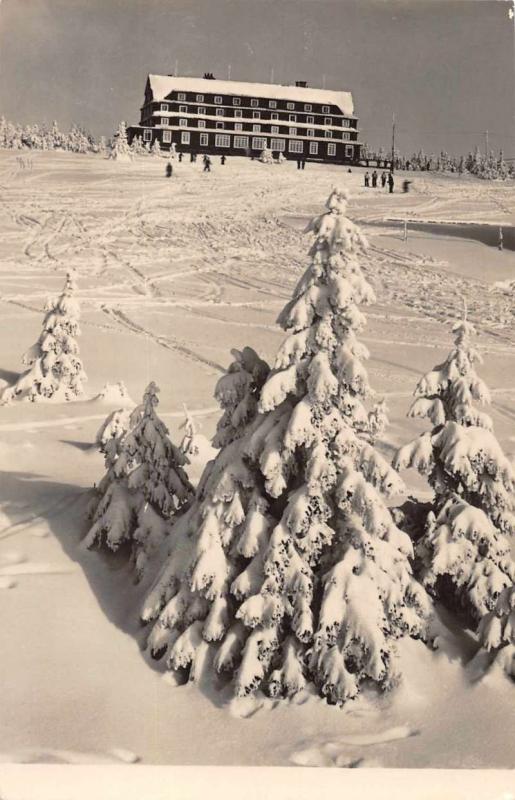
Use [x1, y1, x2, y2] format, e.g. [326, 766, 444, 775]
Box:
[271, 125, 279, 134]
[289, 127, 297, 135]
[143, 129, 152, 142]
[252, 136, 267, 150]
[309, 141, 318, 155]
[289, 139, 303, 153]
[234, 135, 249, 148]
[177, 93, 186, 101]
[198, 120, 206, 128]
[325, 130, 332, 138]
[343, 118, 350, 127]
[233, 97, 241, 105]
[307, 129, 314, 137]
[251, 99, 258, 107]
[322, 105, 330, 113]
[324, 117, 332, 126]
[304, 103, 312, 112]
[327, 142, 336, 156]
[163, 130, 172, 143]
[179, 105, 187, 113]
[269, 100, 277, 109]
[198, 107, 206, 115]
[252, 111, 260, 119]
[345, 145, 354, 158]
[181, 131, 190, 144]
[289, 114, 296, 122]
[271, 112, 279, 120]
[252, 124, 261, 133]
[196, 94, 204, 102]
[287, 102, 295, 110]
[307, 115, 314, 124]
[216, 108, 224, 116]
[160, 103, 168, 112]
[216, 121, 224, 129]
[234, 109, 242, 118]
[234, 122, 243, 131]
[200, 133, 209, 146]
[215, 133, 230, 147]
[161, 118, 169, 126]
[179, 119, 187, 127]
[214, 96, 222, 104]
[343, 132, 350, 140]
[270, 138, 285, 151]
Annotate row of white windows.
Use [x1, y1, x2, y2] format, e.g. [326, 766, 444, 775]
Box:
[167, 95, 332, 113]
[162, 118, 350, 139]
[160, 103, 351, 126]
[144, 129, 348, 156]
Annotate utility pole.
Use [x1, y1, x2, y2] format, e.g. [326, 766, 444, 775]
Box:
[270, 67, 275, 84]
[174, 58, 179, 76]
[322, 74, 326, 89]
[228, 64, 232, 80]
[391, 112, 396, 173]
[485, 129, 489, 156]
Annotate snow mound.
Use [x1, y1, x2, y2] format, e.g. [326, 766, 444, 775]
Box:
[90, 381, 134, 407]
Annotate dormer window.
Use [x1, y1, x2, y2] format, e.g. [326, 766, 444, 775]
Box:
[196, 94, 204, 102]
[214, 96, 222, 104]
[177, 93, 186, 101]
[269, 100, 277, 109]
[304, 104, 312, 112]
[233, 97, 241, 105]
[322, 105, 330, 113]
[251, 99, 259, 107]
[287, 102, 295, 110]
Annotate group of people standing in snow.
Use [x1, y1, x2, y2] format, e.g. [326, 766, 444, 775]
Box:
[165, 152, 228, 177]
[364, 169, 394, 192]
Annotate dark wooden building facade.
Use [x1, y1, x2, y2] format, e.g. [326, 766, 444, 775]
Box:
[127, 74, 362, 164]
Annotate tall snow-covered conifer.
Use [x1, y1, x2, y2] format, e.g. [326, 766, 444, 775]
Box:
[2, 270, 86, 403]
[85, 382, 194, 579]
[142, 189, 431, 705]
[395, 320, 515, 623]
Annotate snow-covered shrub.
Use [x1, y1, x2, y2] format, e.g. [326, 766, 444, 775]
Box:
[1, 270, 86, 403]
[85, 382, 194, 579]
[151, 139, 162, 157]
[259, 148, 273, 164]
[395, 320, 515, 623]
[477, 584, 515, 678]
[141, 189, 431, 705]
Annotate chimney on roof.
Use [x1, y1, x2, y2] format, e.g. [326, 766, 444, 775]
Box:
[295, 81, 307, 87]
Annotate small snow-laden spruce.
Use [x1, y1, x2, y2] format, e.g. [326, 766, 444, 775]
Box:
[142, 189, 431, 706]
[1, 270, 86, 403]
[110, 121, 132, 161]
[85, 382, 194, 580]
[141, 348, 271, 663]
[394, 320, 515, 624]
[477, 584, 515, 678]
[179, 404, 200, 457]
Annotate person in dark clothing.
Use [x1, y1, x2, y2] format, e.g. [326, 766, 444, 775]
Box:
[301, 158, 306, 170]
[178, 152, 183, 162]
[297, 158, 302, 170]
[371, 170, 378, 188]
[165, 161, 173, 178]
[190, 152, 196, 163]
[220, 154, 226, 165]
[364, 171, 370, 187]
[381, 171, 387, 188]
[402, 180, 411, 193]
[388, 172, 394, 193]
[203, 155, 211, 172]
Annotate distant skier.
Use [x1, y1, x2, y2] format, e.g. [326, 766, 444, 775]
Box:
[364, 171, 370, 187]
[178, 152, 183, 162]
[165, 161, 173, 178]
[220, 154, 226, 165]
[203, 154, 212, 172]
[388, 172, 395, 193]
[190, 152, 197, 163]
[372, 170, 378, 188]
[381, 171, 387, 188]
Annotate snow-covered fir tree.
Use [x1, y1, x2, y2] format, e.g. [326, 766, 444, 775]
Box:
[85, 382, 194, 579]
[179, 405, 200, 457]
[1, 270, 86, 403]
[110, 121, 132, 160]
[151, 139, 162, 157]
[141, 188, 431, 705]
[130, 135, 147, 156]
[395, 319, 515, 624]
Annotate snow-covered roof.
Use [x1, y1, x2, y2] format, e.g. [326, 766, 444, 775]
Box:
[147, 75, 355, 116]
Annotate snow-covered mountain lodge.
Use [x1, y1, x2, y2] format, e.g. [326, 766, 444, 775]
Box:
[127, 74, 362, 163]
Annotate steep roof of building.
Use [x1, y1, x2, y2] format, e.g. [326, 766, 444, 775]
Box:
[147, 74, 354, 115]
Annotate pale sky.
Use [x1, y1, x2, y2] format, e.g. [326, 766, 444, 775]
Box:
[0, 0, 513, 156]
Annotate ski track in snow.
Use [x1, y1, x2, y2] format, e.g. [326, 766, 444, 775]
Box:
[290, 725, 418, 768]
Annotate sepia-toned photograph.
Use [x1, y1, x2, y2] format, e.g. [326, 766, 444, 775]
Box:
[0, 0, 514, 796]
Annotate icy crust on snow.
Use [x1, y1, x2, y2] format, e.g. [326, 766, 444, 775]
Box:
[142, 188, 432, 707]
[85, 382, 194, 580]
[395, 320, 515, 623]
[1, 270, 86, 404]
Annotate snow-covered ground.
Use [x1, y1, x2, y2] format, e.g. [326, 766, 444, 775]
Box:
[0, 150, 515, 769]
